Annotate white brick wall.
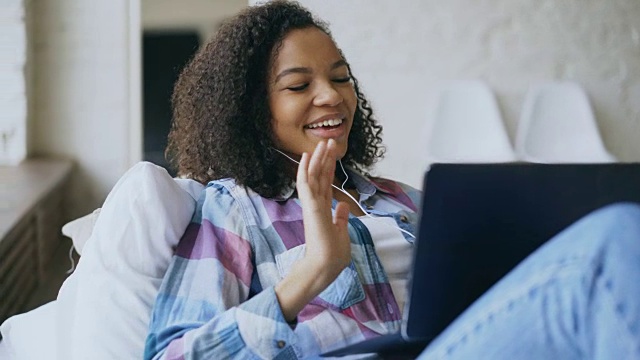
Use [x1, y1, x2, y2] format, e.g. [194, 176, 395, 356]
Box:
[0, 0, 27, 165]
[262, 0, 640, 188]
[17, 0, 639, 215]
[23, 0, 246, 216]
[27, 0, 138, 215]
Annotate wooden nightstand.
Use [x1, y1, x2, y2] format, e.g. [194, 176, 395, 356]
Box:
[0, 158, 73, 323]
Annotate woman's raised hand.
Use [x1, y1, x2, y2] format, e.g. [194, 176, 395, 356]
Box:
[274, 139, 352, 322]
[296, 139, 351, 273]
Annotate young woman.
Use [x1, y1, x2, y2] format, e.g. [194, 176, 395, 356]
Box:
[144, 1, 640, 359]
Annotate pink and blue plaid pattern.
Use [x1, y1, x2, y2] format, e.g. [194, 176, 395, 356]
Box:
[144, 169, 420, 359]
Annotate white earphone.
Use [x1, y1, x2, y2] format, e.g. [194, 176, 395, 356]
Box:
[272, 147, 416, 239]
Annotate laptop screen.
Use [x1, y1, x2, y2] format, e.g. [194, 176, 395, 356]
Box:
[405, 163, 640, 340]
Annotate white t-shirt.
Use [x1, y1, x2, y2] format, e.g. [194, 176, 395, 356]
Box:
[358, 216, 413, 313]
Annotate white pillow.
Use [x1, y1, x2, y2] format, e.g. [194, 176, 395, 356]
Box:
[56, 162, 203, 360]
[0, 301, 58, 360]
[61, 178, 202, 256]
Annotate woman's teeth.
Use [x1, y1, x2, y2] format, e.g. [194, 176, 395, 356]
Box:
[305, 119, 343, 129]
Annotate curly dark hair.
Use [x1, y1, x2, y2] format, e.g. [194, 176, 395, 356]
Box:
[166, 0, 385, 198]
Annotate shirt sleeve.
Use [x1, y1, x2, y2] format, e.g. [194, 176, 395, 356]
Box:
[144, 183, 299, 360]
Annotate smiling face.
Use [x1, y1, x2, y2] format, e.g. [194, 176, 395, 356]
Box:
[268, 27, 357, 161]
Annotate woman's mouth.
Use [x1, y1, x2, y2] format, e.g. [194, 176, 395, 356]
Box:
[304, 118, 343, 130]
[303, 117, 348, 140]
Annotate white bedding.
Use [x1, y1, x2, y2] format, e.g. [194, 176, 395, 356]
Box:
[0, 339, 16, 359]
[0, 301, 58, 359]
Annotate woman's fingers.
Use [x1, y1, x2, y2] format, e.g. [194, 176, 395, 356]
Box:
[323, 139, 338, 180]
[303, 140, 338, 195]
[307, 141, 326, 181]
[296, 141, 352, 276]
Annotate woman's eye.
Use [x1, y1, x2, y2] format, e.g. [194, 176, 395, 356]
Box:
[287, 83, 309, 91]
[333, 77, 351, 83]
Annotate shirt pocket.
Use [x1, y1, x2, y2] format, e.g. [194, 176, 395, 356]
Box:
[275, 244, 366, 310]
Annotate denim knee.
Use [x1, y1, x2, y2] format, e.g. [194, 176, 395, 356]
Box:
[574, 202, 640, 255]
[587, 202, 640, 230]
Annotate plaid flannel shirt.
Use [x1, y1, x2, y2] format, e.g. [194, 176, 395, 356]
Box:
[144, 169, 421, 360]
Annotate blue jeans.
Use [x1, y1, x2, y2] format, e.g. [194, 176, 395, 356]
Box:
[418, 203, 640, 360]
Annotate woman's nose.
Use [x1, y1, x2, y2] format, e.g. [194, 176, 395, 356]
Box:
[313, 82, 343, 107]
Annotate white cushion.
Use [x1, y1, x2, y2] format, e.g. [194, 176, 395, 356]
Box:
[0, 301, 58, 360]
[55, 162, 203, 360]
[61, 178, 203, 256]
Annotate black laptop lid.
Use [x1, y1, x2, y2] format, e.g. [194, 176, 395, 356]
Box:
[406, 163, 640, 341]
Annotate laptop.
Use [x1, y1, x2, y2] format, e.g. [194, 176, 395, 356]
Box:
[322, 163, 640, 358]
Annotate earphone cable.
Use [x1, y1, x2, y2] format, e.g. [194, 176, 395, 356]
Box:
[273, 147, 416, 239]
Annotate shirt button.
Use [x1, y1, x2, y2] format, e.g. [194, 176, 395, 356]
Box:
[277, 340, 286, 349]
[399, 215, 409, 223]
[366, 204, 374, 210]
